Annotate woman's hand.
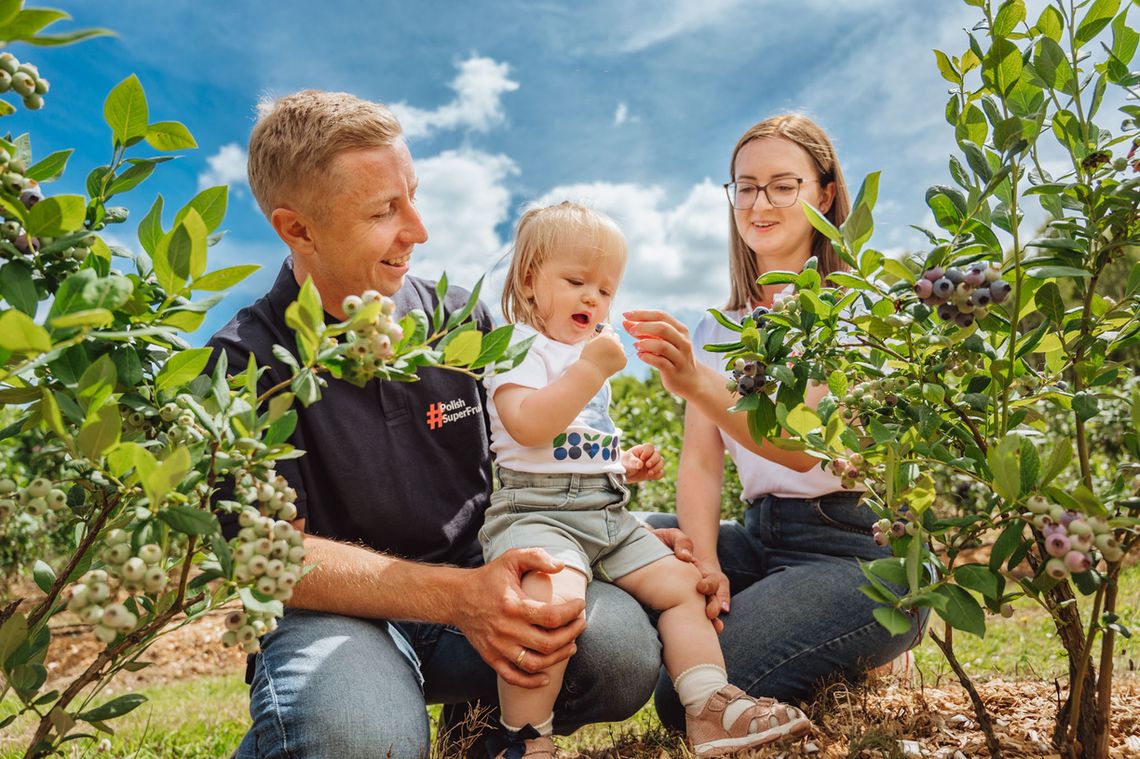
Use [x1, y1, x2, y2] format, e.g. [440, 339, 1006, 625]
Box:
[622, 443, 664, 483]
[622, 310, 700, 398]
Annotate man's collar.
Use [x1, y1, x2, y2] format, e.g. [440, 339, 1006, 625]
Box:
[266, 256, 302, 315]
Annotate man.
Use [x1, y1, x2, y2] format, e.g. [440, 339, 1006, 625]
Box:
[210, 90, 699, 759]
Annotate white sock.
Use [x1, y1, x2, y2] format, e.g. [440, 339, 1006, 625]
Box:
[500, 714, 553, 737]
[673, 664, 754, 731]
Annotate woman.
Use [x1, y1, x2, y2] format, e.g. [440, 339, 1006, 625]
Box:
[624, 114, 922, 729]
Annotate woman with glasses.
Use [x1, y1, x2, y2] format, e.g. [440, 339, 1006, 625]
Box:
[624, 114, 922, 729]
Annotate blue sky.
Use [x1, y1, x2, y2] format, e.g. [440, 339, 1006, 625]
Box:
[9, 1, 1091, 359]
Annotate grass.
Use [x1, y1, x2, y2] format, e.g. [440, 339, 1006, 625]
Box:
[1, 566, 1138, 758]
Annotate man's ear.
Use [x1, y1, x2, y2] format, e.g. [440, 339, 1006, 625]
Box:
[270, 207, 316, 257]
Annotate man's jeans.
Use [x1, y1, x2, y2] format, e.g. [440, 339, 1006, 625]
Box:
[234, 581, 660, 758]
[644, 493, 925, 731]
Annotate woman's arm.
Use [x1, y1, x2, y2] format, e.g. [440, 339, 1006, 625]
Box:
[623, 309, 820, 472]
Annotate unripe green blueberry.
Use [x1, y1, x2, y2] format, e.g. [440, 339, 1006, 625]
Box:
[278, 502, 298, 522]
[288, 531, 304, 547]
[253, 537, 273, 556]
[1067, 519, 1092, 536]
[10, 71, 34, 96]
[247, 555, 269, 575]
[270, 541, 288, 560]
[1026, 495, 1049, 514]
[67, 584, 90, 611]
[1094, 534, 1119, 553]
[257, 576, 278, 595]
[89, 582, 110, 604]
[105, 543, 131, 565]
[25, 496, 47, 516]
[242, 638, 261, 653]
[79, 605, 104, 625]
[82, 569, 109, 586]
[27, 478, 51, 498]
[122, 557, 147, 582]
[0, 53, 18, 75]
[0, 499, 12, 520]
[0, 70, 10, 92]
[15, 62, 38, 78]
[236, 624, 257, 644]
[94, 624, 117, 644]
[1000, 603, 1014, 618]
[362, 290, 382, 305]
[47, 489, 67, 510]
[143, 567, 168, 593]
[1045, 557, 1070, 580]
[387, 322, 404, 344]
[1114, 156, 1129, 172]
[0, 478, 14, 496]
[342, 294, 363, 315]
[225, 610, 247, 631]
[1103, 545, 1125, 562]
[287, 545, 306, 564]
[102, 603, 130, 629]
[33, 77, 48, 95]
[1071, 533, 1093, 553]
[265, 559, 285, 578]
[221, 630, 238, 647]
[235, 565, 252, 583]
[277, 571, 297, 590]
[177, 413, 194, 427]
[159, 403, 179, 422]
[21, 94, 43, 111]
[237, 527, 257, 544]
[138, 543, 162, 565]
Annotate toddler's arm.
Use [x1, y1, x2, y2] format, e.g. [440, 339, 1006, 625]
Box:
[495, 326, 626, 447]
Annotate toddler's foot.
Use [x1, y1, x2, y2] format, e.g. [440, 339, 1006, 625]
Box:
[686, 684, 811, 757]
[488, 724, 556, 759]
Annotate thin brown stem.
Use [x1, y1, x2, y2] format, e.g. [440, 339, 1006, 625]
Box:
[930, 625, 1003, 759]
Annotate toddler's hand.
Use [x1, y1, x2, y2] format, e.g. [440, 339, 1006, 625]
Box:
[622, 443, 664, 483]
[580, 324, 626, 377]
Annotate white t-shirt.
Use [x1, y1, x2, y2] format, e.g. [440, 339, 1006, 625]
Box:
[693, 310, 848, 500]
[485, 324, 625, 474]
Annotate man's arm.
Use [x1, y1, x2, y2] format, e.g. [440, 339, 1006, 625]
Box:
[288, 522, 587, 687]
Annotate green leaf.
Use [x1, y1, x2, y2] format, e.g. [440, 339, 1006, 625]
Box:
[0, 260, 37, 315]
[1027, 265, 1090, 280]
[989, 520, 1024, 572]
[103, 75, 149, 147]
[1034, 37, 1073, 89]
[987, 433, 1022, 502]
[25, 195, 86, 237]
[136, 194, 164, 258]
[444, 276, 484, 331]
[174, 186, 228, 234]
[1037, 4, 1063, 41]
[0, 611, 28, 669]
[926, 190, 963, 230]
[157, 504, 218, 536]
[1075, 0, 1120, 45]
[1072, 391, 1099, 422]
[155, 347, 212, 393]
[442, 329, 483, 366]
[77, 694, 147, 723]
[107, 160, 156, 197]
[873, 606, 913, 636]
[2, 8, 66, 39]
[77, 402, 121, 459]
[32, 560, 55, 594]
[0, 0, 21, 26]
[470, 325, 514, 369]
[956, 105, 988, 147]
[935, 584, 986, 636]
[1034, 282, 1065, 325]
[992, 0, 1026, 36]
[800, 200, 842, 243]
[144, 121, 197, 151]
[0, 309, 51, 353]
[983, 38, 1023, 96]
[25, 149, 73, 183]
[954, 564, 1001, 600]
[933, 50, 960, 83]
[192, 264, 259, 292]
[143, 446, 191, 505]
[782, 404, 820, 437]
[50, 308, 114, 330]
[1110, 8, 1138, 66]
[1041, 439, 1073, 487]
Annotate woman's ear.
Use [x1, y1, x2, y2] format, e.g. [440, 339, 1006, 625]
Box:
[820, 182, 837, 215]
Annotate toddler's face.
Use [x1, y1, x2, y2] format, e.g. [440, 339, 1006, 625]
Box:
[525, 246, 625, 344]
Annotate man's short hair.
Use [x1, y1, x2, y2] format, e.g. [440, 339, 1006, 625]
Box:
[247, 90, 403, 218]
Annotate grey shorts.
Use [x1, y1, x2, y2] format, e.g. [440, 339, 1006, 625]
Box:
[479, 468, 673, 583]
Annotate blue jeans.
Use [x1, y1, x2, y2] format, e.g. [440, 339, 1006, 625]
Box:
[234, 581, 661, 758]
[644, 493, 924, 731]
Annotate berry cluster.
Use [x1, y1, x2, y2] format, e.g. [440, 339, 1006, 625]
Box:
[231, 506, 304, 602]
[99, 529, 171, 596]
[1025, 495, 1124, 577]
[0, 477, 68, 519]
[727, 357, 772, 397]
[827, 453, 866, 490]
[158, 399, 204, 445]
[65, 570, 136, 644]
[234, 471, 299, 523]
[872, 516, 919, 546]
[341, 290, 405, 382]
[0, 52, 49, 111]
[222, 609, 278, 654]
[839, 377, 907, 419]
[913, 263, 1010, 328]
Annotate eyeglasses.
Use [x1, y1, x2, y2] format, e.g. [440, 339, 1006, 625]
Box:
[723, 178, 820, 210]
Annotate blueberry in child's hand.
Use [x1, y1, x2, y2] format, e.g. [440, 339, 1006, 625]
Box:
[595, 323, 606, 334]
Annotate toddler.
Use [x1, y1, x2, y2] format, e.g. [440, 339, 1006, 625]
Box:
[480, 201, 812, 758]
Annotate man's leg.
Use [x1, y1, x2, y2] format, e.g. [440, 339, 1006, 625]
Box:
[234, 609, 429, 759]
[423, 581, 662, 735]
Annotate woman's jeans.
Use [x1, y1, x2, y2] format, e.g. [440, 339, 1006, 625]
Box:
[644, 492, 925, 730]
[234, 582, 661, 758]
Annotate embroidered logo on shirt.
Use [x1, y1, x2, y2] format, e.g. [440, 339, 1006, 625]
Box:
[552, 431, 619, 461]
[425, 398, 482, 430]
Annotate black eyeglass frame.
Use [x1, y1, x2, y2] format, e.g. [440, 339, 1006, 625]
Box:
[722, 178, 822, 210]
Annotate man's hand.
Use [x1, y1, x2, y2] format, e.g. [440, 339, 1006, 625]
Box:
[453, 548, 587, 688]
[580, 324, 627, 377]
[622, 443, 664, 483]
[649, 526, 726, 633]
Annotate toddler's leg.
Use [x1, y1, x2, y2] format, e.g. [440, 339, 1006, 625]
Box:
[614, 557, 811, 756]
[497, 567, 587, 737]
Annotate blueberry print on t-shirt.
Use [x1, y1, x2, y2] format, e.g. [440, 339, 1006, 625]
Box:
[551, 384, 620, 462]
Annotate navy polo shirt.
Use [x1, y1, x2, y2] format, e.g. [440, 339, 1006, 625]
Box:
[208, 259, 494, 567]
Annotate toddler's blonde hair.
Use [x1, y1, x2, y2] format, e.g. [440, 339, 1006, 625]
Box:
[501, 201, 627, 330]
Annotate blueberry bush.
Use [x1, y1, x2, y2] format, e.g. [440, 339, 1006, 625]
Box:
[0, 4, 525, 757]
[711, 1, 1139, 756]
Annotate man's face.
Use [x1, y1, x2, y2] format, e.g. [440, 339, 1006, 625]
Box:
[302, 141, 427, 313]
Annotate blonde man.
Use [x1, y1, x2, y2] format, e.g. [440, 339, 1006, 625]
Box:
[209, 90, 698, 759]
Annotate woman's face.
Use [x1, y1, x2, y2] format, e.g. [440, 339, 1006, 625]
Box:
[732, 137, 835, 270]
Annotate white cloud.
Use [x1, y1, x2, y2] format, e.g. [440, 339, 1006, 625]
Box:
[198, 143, 249, 192]
[391, 56, 520, 140]
[615, 0, 746, 52]
[409, 148, 520, 292]
[529, 179, 730, 316]
[614, 102, 628, 126]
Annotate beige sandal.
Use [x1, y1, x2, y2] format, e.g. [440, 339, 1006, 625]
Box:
[686, 684, 812, 757]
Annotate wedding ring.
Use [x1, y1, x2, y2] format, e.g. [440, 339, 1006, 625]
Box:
[515, 648, 528, 667]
